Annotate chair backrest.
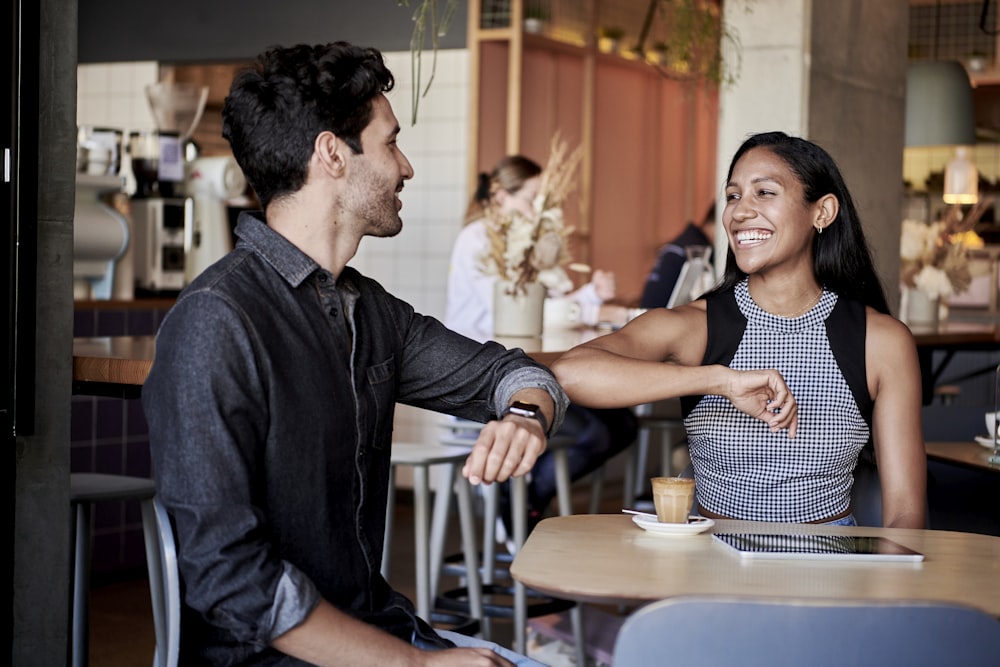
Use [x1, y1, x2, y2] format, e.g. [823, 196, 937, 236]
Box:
[148, 496, 181, 667]
[850, 454, 883, 527]
[612, 596, 1000, 667]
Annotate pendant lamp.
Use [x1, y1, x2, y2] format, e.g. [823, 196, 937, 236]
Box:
[905, 61, 978, 203]
[944, 146, 979, 204]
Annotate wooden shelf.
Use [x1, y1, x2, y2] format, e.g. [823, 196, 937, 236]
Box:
[969, 69, 1000, 87]
[466, 0, 720, 302]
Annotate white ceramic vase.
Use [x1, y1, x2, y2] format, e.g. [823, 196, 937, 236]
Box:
[494, 280, 545, 337]
[902, 287, 940, 328]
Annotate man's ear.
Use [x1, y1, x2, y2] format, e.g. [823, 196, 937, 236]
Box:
[314, 131, 347, 178]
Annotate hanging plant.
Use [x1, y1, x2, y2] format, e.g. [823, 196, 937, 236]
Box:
[397, 0, 459, 125]
[634, 0, 745, 88]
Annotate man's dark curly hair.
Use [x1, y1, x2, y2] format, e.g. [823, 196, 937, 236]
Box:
[222, 42, 394, 209]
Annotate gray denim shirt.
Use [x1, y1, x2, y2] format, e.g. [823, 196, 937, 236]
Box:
[143, 212, 567, 665]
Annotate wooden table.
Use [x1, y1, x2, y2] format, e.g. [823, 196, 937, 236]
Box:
[926, 440, 1000, 474]
[495, 327, 610, 367]
[510, 514, 1000, 617]
[73, 335, 156, 397]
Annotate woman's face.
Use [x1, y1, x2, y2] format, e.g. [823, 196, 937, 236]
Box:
[495, 175, 541, 218]
[723, 147, 820, 277]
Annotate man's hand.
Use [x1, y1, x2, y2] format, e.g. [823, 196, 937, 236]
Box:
[461, 415, 546, 485]
[726, 369, 799, 438]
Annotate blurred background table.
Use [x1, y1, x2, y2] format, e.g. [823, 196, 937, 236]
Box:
[925, 440, 999, 475]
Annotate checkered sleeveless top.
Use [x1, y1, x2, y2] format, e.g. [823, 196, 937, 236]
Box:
[684, 279, 871, 523]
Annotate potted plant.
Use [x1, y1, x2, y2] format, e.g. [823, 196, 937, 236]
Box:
[967, 49, 989, 74]
[523, 4, 549, 34]
[648, 40, 669, 65]
[598, 26, 625, 54]
[482, 137, 581, 336]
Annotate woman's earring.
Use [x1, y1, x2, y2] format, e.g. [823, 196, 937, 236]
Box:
[815, 224, 824, 234]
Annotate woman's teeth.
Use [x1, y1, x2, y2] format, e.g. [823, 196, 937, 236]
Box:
[736, 230, 772, 244]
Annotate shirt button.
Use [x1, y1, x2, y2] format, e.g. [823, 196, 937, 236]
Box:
[329, 307, 338, 318]
[317, 273, 328, 282]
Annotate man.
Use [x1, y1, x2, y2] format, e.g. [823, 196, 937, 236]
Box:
[639, 202, 716, 308]
[142, 42, 566, 666]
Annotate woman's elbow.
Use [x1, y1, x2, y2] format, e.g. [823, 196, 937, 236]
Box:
[551, 355, 584, 398]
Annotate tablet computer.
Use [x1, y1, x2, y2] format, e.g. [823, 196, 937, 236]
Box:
[712, 532, 924, 562]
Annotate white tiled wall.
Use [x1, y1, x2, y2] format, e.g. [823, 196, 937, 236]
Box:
[77, 61, 160, 133]
[76, 51, 471, 324]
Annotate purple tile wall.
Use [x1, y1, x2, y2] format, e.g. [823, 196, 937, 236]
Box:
[73, 300, 172, 577]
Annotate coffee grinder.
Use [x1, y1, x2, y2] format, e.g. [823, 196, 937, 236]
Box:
[130, 82, 208, 295]
[184, 156, 246, 283]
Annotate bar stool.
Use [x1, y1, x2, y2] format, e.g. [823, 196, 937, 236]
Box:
[434, 420, 585, 662]
[383, 443, 483, 626]
[70, 473, 160, 667]
[628, 400, 687, 508]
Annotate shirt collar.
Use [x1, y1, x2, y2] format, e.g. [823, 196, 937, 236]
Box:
[234, 210, 320, 288]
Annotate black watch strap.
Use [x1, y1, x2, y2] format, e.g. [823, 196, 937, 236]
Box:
[502, 401, 549, 436]
[503, 401, 549, 438]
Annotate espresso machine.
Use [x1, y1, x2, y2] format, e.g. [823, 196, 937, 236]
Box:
[130, 82, 208, 294]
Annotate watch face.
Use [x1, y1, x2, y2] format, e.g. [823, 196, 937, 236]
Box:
[509, 401, 540, 416]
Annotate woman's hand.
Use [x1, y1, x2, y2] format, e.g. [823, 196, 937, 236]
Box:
[591, 270, 616, 301]
[727, 369, 799, 438]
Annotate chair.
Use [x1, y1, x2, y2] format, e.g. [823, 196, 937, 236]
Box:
[147, 496, 180, 667]
[69, 473, 160, 667]
[612, 596, 1000, 667]
[850, 452, 882, 527]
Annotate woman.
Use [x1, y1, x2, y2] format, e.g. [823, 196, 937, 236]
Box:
[445, 155, 617, 339]
[445, 154, 636, 530]
[552, 132, 926, 529]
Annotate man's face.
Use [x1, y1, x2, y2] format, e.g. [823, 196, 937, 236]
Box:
[343, 94, 414, 237]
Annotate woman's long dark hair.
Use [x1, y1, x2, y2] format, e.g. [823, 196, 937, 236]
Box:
[707, 131, 889, 314]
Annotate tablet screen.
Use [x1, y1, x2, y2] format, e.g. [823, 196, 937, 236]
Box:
[712, 533, 925, 562]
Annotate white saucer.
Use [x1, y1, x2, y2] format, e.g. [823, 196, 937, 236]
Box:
[631, 514, 715, 536]
[975, 435, 998, 449]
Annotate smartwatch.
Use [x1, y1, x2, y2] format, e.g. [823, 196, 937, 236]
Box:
[502, 401, 549, 436]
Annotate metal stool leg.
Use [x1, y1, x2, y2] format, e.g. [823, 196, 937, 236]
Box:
[452, 476, 483, 623]
[588, 466, 605, 514]
[553, 447, 573, 517]
[72, 502, 92, 667]
[429, 464, 455, 601]
[623, 441, 638, 509]
[480, 483, 498, 640]
[571, 604, 586, 666]
[412, 464, 432, 621]
[512, 475, 528, 655]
